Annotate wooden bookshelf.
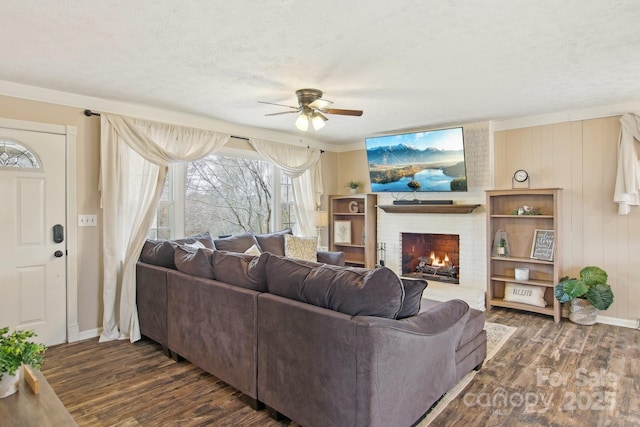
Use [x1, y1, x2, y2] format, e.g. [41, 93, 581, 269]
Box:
[329, 194, 377, 269]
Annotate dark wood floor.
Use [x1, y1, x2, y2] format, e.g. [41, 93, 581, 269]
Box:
[42, 308, 640, 426]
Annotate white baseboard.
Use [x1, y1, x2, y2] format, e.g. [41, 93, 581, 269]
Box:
[596, 315, 638, 329]
[69, 327, 102, 343]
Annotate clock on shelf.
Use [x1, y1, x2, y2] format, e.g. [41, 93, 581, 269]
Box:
[512, 169, 530, 188]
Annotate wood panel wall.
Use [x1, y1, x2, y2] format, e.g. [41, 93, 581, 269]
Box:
[494, 116, 640, 321]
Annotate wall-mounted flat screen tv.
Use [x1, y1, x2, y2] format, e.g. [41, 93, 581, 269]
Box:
[365, 126, 467, 192]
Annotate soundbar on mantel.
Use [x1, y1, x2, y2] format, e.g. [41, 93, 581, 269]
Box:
[392, 200, 454, 205]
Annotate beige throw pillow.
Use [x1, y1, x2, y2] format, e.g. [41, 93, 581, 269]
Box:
[244, 244, 262, 256]
[284, 235, 317, 262]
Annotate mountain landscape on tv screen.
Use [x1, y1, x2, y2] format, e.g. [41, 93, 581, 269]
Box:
[367, 144, 467, 192]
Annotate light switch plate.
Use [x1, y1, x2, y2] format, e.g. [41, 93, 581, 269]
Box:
[78, 214, 97, 227]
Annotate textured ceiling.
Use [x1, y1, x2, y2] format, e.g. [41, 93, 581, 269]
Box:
[1, 1, 639, 145]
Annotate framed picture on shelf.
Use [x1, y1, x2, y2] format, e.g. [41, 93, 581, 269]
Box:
[530, 229, 554, 261]
[334, 220, 352, 244]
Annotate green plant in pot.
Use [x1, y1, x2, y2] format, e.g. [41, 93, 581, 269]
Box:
[554, 266, 614, 325]
[347, 180, 360, 194]
[0, 327, 46, 398]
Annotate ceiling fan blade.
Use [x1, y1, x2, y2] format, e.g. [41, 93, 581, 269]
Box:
[265, 110, 300, 116]
[258, 101, 299, 110]
[324, 108, 364, 117]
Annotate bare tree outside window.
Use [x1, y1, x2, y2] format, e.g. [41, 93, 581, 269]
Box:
[148, 153, 297, 240]
[185, 154, 274, 237]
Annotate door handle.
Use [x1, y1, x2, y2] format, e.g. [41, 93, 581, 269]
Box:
[54, 250, 64, 258]
[53, 224, 64, 243]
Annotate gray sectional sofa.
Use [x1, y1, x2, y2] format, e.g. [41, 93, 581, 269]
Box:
[136, 230, 487, 426]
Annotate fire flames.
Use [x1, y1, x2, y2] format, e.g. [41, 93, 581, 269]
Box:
[429, 251, 450, 267]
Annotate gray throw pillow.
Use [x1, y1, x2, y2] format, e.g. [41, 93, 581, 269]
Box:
[213, 232, 258, 253]
[254, 228, 292, 256]
[140, 240, 178, 268]
[398, 278, 428, 319]
[174, 245, 215, 279]
[139, 232, 214, 268]
[211, 250, 270, 291]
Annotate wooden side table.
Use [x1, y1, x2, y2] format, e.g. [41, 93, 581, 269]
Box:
[0, 368, 76, 426]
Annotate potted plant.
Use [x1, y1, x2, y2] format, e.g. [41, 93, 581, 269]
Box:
[347, 180, 360, 194]
[497, 238, 508, 256]
[554, 266, 614, 325]
[0, 327, 46, 398]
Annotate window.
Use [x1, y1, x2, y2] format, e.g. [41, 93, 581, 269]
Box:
[0, 140, 41, 169]
[148, 172, 173, 240]
[148, 151, 296, 239]
[281, 173, 296, 230]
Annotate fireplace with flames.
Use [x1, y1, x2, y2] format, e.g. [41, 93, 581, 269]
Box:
[401, 232, 460, 284]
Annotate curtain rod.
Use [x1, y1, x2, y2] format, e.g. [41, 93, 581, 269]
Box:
[83, 109, 323, 152]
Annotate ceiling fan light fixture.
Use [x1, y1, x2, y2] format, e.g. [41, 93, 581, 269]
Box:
[295, 113, 309, 131]
[311, 113, 327, 130]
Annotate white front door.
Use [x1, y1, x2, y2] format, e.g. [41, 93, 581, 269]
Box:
[0, 128, 67, 346]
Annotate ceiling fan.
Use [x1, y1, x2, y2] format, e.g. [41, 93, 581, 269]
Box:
[258, 88, 363, 131]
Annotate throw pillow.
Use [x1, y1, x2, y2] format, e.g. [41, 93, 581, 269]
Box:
[211, 250, 269, 292]
[213, 232, 259, 253]
[254, 228, 292, 256]
[244, 244, 262, 256]
[503, 282, 546, 307]
[284, 234, 318, 262]
[174, 245, 215, 279]
[140, 240, 178, 268]
[398, 278, 429, 319]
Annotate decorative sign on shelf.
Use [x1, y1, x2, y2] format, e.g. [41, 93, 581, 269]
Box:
[530, 229, 554, 261]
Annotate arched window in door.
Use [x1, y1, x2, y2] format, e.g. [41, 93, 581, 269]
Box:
[0, 140, 42, 169]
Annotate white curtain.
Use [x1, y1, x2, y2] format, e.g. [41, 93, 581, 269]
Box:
[99, 114, 230, 342]
[614, 113, 640, 215]
[249, 139, 323, 236]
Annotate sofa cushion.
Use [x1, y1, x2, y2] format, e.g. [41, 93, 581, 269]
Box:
[265, 255, 324, 299]
[140, 239, 178, 268]
[211, 250, 269, 292]
[174, 245, 215, 279]
[254, 228, 292, 256]
[213, 232, 258, 253]
[284, 234, 318, 262]
[398, 278, 429, 319]
[265, 255, 404, 319]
